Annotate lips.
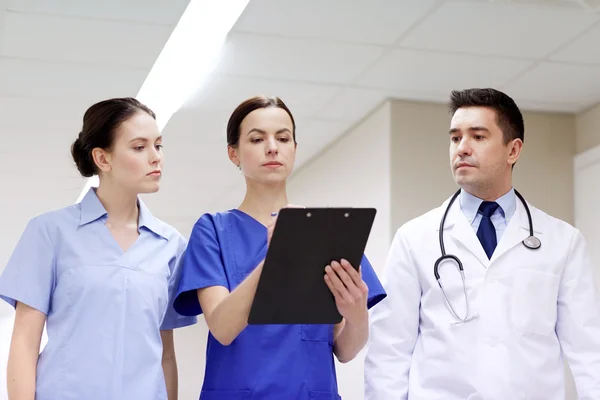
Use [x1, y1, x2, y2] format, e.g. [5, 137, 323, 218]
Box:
[456, 162, 474, 169]
[147, 170, 161, 176]
[263, 162, 283, 167]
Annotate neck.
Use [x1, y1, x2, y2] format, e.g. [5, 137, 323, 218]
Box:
[238, 179, 289, 226]
[463, 180, 512, 202]
[95, 179, 139, 228]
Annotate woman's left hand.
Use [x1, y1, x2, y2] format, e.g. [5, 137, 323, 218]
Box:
[324, 259, 369, 324]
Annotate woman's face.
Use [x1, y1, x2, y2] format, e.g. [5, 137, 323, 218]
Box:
[96, 111, 164, 194]
[229, 107, 296, 184]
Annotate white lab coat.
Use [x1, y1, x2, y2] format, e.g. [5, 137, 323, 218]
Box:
[364, 196, 600, 400]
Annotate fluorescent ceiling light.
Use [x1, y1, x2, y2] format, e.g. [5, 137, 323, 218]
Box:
[76, 0, 249, 203]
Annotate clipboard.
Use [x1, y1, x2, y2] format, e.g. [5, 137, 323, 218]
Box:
[248, 207, 376, 325]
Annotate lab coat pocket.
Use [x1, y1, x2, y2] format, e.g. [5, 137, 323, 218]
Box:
[301, 324, 334, 345]
[511, 269, 560, 336]
[200, 389, 252, 399]
[308, 391, 342, 400]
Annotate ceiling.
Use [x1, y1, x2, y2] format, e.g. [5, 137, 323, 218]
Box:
[0, 0, 600, 275]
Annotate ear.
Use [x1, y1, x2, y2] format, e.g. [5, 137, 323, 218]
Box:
[227, 146, 240, 168]
[507, 138, 523, 167]
[92, 147, 112, 174]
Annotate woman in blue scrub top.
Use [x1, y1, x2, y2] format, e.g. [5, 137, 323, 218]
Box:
[0, 97, 196, 400]
[174, 95, 387, 399]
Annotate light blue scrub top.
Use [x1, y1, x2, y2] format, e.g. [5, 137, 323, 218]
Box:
[0, 188, 196, 400]
[174, 209, 387, 400]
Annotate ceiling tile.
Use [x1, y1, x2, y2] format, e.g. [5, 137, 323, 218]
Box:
[400, 1, 599, 58]
[357, 48, 533, 94]
[217, 33, 385, 85]
[6, 0, 189, 25]
[550, 23, 600, 65]
[315, 87, 387, 121]
[233, 0, 438, 45]
[386, 90, 450, 104]
[511, 98, 582, 113]
[1, 12, 172, 68]
[0, 58, 145, 101]
[0, 97, 87, 139]
[162, 108, 230, 146]
[296, 118, 351, 144]
[185, 75, 340, 118]
[447, 0, 594, 9]
[294, 118, 352, 167]
[503, 62, 600, 111]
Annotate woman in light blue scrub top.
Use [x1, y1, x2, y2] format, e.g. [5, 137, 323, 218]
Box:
[174, 95, 387, 400]
[0, 98, 196, 400]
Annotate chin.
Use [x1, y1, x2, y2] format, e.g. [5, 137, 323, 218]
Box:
[250, 168, 291, 183]
[453, 174, 472, 187]
[139, 183, 160, 194]
[253, 173, 288, 185]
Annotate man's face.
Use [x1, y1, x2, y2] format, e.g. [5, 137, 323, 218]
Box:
[449, 106, 517, 195]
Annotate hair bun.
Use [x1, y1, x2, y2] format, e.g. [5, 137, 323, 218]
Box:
[71, 135, 94, 178]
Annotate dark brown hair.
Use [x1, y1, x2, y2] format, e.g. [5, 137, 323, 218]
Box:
[449, 88, 524, 144]
[71, 97, 155, 177]
[226, 95, 296, 147]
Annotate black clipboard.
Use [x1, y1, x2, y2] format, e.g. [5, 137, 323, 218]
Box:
[248, 207, 376, 325]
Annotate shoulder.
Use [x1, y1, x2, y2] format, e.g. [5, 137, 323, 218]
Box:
[528, 203, 579, 240]
[395, 205, 443, 240]
[191, 210, 239, 233]
[148, 216, 187, 249]
[24, 203, 82, 236]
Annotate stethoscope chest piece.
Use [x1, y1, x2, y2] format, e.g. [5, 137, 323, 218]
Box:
[523, 235, 541, 250]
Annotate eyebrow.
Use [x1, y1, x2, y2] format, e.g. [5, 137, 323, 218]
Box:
[129, 135, 162, 143]
[449, 127, 489, 134]
[246, 128, 292, 136]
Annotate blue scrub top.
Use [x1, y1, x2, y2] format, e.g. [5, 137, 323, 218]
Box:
[0, 188, 196, 400]
[174, 209, 386, 400]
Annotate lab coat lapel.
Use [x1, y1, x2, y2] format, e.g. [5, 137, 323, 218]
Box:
[445, 199, 490, 267]
[489, 200, 532, 263]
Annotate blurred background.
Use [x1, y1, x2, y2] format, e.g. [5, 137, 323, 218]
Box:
[1, 0, 600, 398]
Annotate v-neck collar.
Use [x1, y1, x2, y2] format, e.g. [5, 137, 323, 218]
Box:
[78, 188, 169, 240]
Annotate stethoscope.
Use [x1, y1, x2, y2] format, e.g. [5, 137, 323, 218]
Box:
[434, 189, 541, 321]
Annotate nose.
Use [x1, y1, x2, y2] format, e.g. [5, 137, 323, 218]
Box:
[150, 146, 162, 164]
[456, 137, 472, 156]
[266, 136, 279, 156]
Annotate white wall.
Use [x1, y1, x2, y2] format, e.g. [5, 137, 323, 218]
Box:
[574, 145, 600, 296]
[576, 102, 600, 154]
[287, 102, 391, 399]
[0, 312, 13, 400]
[173, 322, 207, 398]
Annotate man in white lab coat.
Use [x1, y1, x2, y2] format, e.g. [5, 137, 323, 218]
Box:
[364, 88, 600, 400]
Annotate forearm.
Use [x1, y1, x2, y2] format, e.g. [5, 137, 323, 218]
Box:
[162, 356, 178, 400]
[203, 262, 264, 345]
[333, 313, 369, 363]
[7, 344, 38, 400]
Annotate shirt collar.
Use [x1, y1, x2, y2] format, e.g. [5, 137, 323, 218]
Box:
[459, 187, 517, 224]
[78, 188, 169, 240]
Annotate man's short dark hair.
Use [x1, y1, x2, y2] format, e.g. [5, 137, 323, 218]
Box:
[449, 88, 524, 144]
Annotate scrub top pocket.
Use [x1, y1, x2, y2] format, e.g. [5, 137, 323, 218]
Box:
[301, 324, 334, 345]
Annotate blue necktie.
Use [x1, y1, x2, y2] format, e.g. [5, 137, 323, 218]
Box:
[477, 201, 500, 259]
